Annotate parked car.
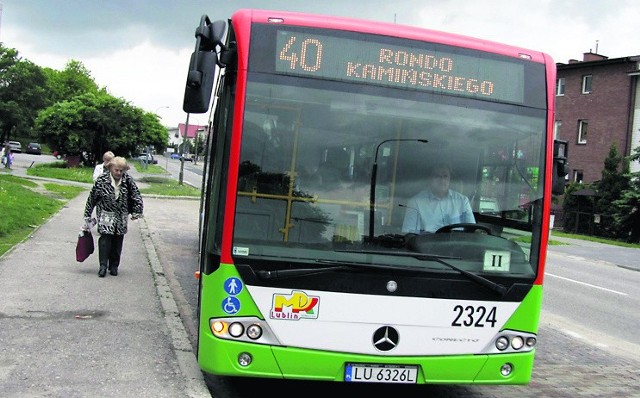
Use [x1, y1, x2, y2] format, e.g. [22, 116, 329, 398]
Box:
[479, 197, 500, 216]
[26, 142, 42, 155]
[134, 153, 158, 164]
[8, 141, 22, 153]
[170, 153, 192, 161]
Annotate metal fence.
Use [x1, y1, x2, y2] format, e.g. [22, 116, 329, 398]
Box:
[561, 210, 615, 237]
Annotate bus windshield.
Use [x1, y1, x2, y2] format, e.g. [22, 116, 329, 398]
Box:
[232, 25, 547, 280]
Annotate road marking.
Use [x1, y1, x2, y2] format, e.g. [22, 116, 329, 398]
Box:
[560, 329, 609, 350]
[545, 273, 628, 296]
[561, 329, 582, 339]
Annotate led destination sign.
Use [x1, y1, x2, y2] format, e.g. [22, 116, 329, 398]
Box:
[275, 30, 525, 103]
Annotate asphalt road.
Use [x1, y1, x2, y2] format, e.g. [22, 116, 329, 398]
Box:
[544, 249, 640, 348]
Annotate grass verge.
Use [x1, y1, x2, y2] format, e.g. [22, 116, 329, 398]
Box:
[551, 230, 640, 248]
[139, 176, 200, 197]
[0, 174, 83, 257]
[1, 161, 199, 257]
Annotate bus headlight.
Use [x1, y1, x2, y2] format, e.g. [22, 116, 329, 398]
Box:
[485, 330, 537, 353]
[495, 336, 509, 351]
[511, 336, 525, 350]
[228, 322, 245, 337]
[209, 317, 278, 345]
[246, 324, 263, 340]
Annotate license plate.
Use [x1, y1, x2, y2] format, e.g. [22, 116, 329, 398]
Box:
[345, 363, 418, 384]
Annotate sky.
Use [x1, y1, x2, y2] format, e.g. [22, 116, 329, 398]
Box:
[1, 0, 638, 128]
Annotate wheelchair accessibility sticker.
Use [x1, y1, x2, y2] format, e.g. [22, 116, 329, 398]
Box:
[222, 296, 240, 314]
[222, 277, 243, 314]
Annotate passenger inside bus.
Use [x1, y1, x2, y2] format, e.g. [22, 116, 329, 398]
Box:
[401, 161, 475, 233]
[312, 148, 351, 190]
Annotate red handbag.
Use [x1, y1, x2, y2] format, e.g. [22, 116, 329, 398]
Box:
[76, 230, 95, 262]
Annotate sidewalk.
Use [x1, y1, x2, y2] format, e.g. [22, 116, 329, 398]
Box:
[0, 165, 210, 396]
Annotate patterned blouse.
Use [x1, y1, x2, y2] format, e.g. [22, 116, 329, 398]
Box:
[84, 172, 144, 235]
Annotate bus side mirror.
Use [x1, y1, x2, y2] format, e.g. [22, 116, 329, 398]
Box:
[183, 51, 217, 113]
[183, 16, 227, 114]
[552, 139, 568, 195]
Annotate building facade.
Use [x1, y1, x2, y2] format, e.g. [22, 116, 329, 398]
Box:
[169, 123, 207, 146]
[555, 52, 640, 184]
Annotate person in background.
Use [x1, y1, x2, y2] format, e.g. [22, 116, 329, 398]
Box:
[93, 151, 115, 182]
[3, 143, 13, 169]
[84, 156, 144, 277]
[402, 162, 475, 233]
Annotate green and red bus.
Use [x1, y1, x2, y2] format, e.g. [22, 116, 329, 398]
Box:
[183, 8, 567, 385]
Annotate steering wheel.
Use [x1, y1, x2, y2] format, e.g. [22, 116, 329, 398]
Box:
[435, 223, 493, 235]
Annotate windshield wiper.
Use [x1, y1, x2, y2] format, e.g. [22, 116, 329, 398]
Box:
[424, 256, 507, 297]
[256, 250, 507, 297]
[255, 265, 350, 280]
[336, 249, 507, 297]
[336, 248, 460, 260]
[256, 259, 413, 280]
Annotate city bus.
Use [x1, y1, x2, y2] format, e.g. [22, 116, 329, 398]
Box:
[182, 8, 568, 385]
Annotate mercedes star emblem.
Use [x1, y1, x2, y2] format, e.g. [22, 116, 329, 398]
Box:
[372, 326, 399, 351]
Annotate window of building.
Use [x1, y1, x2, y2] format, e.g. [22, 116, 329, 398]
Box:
[556, 78, 565, 96]
[578, 120, 588, 144]
[573, 170, 583, 183]
[554, 120, 562, 139]
[582, 75, 592, 94]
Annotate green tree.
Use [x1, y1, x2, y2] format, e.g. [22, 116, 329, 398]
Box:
[0, 44, 49, 143]
[33, 91, 167, 164]
[593, 143, 630, 239]
[42, 60, 100, 103]
[613, 146, 640, 242]
[193, 131, 207, 162]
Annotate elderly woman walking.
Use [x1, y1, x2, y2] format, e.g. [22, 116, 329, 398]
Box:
[83, 156, 144, 277]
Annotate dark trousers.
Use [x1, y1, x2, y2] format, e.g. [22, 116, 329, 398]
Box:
[98, 234, 125, 271]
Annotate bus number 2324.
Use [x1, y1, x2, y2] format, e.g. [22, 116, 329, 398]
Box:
[451, 305, 498, 327]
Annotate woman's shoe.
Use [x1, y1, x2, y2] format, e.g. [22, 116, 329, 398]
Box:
[98, 267, 107, 277]
[109, 268, 118, 276]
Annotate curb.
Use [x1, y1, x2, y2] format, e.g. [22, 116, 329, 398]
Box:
[138, 216, 211, 398]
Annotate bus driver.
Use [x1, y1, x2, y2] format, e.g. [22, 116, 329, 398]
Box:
[401, 162, 475, 233]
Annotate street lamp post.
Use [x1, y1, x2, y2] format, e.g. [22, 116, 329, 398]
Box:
[179, 113, 190, 185]
[155, 105, 170, 115]
[155, 106, 170, 171]
[368, 138, 428, 241]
